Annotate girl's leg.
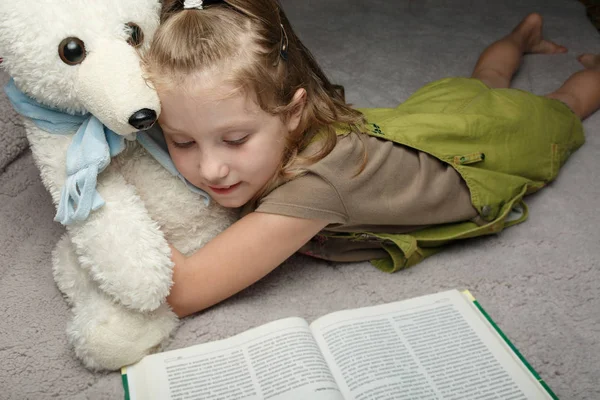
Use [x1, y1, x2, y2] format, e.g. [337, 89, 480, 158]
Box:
[471, 13, 566, 89]
[545, 54, 600, 120]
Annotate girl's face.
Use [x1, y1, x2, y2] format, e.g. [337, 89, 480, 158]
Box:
[158, 77, 301, 208]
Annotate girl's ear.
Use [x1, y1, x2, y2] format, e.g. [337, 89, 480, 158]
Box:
[286, 88, 307, 133]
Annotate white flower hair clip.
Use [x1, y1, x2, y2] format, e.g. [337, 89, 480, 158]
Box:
[184, 0, 204, 9]
[183, 0, 224, 10]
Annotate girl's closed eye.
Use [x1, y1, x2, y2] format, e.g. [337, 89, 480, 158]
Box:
[223, 135, 249, 146]
[171, 140, 195, 149]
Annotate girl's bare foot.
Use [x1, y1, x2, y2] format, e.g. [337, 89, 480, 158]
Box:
[577, 53, 600, 69]
[471, 13, 567, 89]
[510, 13, 567, 54]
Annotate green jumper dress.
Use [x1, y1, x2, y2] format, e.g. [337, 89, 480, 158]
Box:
[320, 77, 584, 273]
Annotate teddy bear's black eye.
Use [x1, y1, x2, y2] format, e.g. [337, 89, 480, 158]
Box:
[125, 22, 144, 48]
[58, 37, 86, 65]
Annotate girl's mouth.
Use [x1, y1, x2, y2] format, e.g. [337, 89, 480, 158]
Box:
[208, 182, 241, 195]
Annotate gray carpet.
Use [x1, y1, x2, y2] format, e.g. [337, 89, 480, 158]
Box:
[1, 0, 599, 399]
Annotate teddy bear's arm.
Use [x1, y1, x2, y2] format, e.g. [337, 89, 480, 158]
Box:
[26, 126, 173, 312]
[67, 165, 174, 311]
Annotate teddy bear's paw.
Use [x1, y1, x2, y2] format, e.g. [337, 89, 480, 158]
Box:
[71, 210, 174, 312]
[54, 232, 171, 312]
[67, 298, 178, 371]
[97, 269, 172, 313]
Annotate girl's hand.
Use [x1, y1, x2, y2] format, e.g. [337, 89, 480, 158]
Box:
[168, 244, 186, 271]
[167, 244, 188, 317]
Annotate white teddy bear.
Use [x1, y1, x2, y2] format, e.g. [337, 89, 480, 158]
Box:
[0, 0, 237, 370]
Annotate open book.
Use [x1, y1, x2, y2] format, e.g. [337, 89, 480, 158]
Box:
[122, 290, 557, 400]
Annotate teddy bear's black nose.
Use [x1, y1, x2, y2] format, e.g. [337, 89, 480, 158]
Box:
[128, 108, 157, 130]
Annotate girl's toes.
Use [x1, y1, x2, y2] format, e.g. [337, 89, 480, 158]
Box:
[577, 53, 600, 69]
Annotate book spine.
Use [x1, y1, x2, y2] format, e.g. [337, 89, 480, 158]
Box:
[464, 291, 559, 400]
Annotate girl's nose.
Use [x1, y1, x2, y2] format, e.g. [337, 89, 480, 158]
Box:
[200, 154, 229, 183]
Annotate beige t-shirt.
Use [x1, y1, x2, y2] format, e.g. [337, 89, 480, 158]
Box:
[243, 131, 478, 261]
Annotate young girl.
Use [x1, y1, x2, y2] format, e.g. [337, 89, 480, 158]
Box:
[143, 0, 600, 317]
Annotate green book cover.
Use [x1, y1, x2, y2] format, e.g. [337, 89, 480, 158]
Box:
[462, 290, 559, 400]
[121, 367, 130, 400]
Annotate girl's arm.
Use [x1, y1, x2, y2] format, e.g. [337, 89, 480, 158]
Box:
[167, 212, 329, 317]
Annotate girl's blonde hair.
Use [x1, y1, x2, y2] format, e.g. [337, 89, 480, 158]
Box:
[143, 0, 365, 200]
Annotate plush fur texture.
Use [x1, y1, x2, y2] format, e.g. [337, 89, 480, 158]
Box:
[0, 0, 237, 370]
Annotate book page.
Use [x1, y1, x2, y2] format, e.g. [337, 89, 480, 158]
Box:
[125, 317, 343, 400]
[310, 290, 551, 400]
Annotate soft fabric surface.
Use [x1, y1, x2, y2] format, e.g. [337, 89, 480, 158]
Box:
[1, 0, 599, 399]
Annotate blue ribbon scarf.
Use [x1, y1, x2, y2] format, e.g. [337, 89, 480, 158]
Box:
[4, 79, 209, 226]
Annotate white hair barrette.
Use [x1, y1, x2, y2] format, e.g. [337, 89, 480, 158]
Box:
[184, 0, 204, 9]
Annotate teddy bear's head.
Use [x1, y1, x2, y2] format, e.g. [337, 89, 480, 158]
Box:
[0, 0, 162, 135]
